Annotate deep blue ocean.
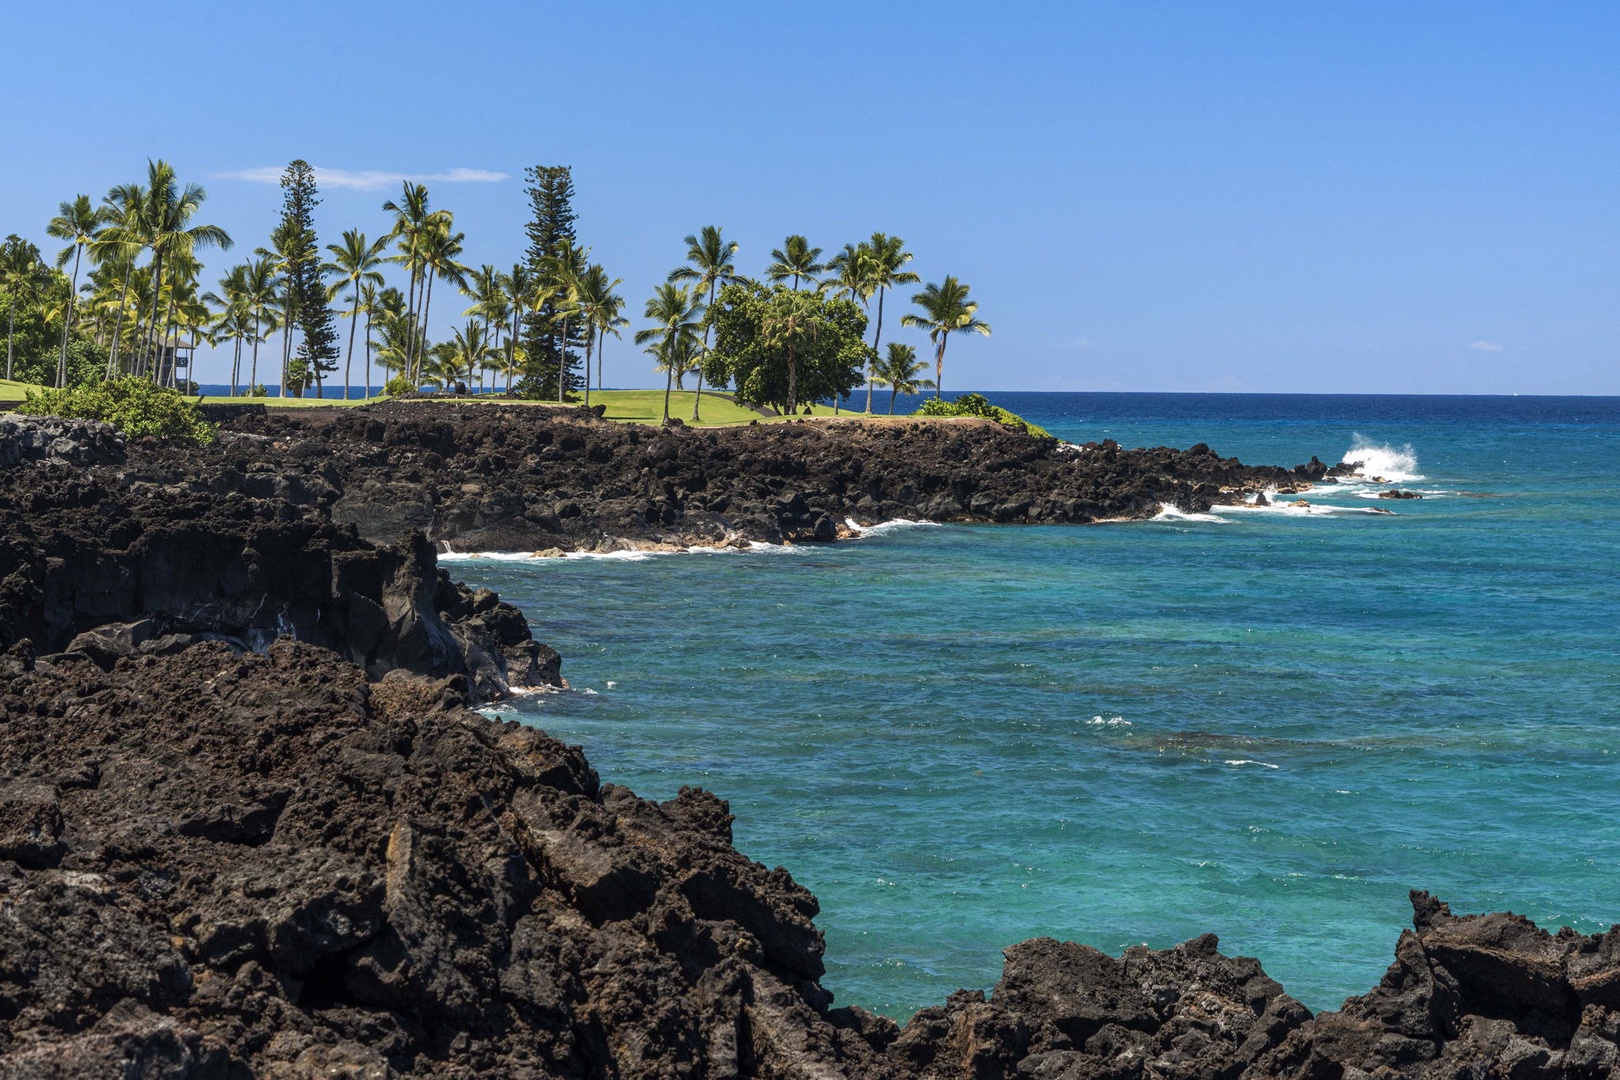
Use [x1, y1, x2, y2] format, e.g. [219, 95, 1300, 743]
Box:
[445, 392, 1620, 1019]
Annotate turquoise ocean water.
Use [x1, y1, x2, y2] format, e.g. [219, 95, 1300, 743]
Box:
[448, 393, 1620, 1018]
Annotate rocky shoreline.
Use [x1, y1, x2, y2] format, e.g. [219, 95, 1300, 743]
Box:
[2, 410, 1614, 1078]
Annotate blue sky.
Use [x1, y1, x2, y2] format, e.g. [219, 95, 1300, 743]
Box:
[4, 1, 1617, 393]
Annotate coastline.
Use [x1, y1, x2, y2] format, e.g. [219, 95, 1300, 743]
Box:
[2, 409, 1614, 1077]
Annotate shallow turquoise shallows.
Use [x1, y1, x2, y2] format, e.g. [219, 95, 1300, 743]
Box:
[451, 393, 1620, 1020]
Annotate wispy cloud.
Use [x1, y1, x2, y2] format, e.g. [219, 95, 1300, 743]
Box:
[1469, 340, 1504, 352]
[214, 166, 509, 191]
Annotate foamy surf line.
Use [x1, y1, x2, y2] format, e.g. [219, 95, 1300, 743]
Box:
[437, 519, 941, 564]
[1338, 434, 1424, 483]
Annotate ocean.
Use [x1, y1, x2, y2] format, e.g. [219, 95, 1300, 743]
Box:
[445, 392, 1620, 1019]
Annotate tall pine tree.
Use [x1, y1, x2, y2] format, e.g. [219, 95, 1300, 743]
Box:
[278, 161, 340, 397]
[517, 165, 586, 399]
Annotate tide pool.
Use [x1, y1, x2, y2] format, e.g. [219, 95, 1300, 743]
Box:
[456, 393, 1620, 1018]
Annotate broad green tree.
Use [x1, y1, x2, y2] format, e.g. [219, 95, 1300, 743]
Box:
[1, 235, 45, 380]
[704, 282, 868, 416]
[900, 276, 991, 399]
[46, 195, 104, 387]
[668, 227, 738, 420]
[634, 282, 704, 423]
[870, 341, 935, 414]
[323, 229, 389, 399]
[765, 235, 824, 291]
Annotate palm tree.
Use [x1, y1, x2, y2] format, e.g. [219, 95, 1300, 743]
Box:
[668, 226, 738, 420]
[382, 182, 437, 379]
[1, 235, 44, 380]
[371, 286, 410, 388]
[861, 233, 920, 413]
[92, 182, 146, 378]
[203, 263, 251, 395]
[822, 243, 876, 412]
[131, 160, 232, 380]
[500, 263, 533, 392]
[766, 235, 824, 291]
[544, 241, 589, 402]
[461, 264, 506, 392]
[323, 230, 389, 400]
[414, 220, 469, 385]
[760, 287, 823, 416]
[566, 263, 625, 410]
[46, 195, 104, 387]
[869, 342, 936, 414]
[900, 276, 991, 399]
[356, 281, 382, 396]
[635, 282, 704, 423]
[259, 218, 310, 395]
[448, 320, 492, 389]
[239, 255, 279, 396]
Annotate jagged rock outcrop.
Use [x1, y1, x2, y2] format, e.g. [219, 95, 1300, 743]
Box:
[139, 403, 1329, 551]
[0, 413, 126, 469]
[0, 451, 557, 701]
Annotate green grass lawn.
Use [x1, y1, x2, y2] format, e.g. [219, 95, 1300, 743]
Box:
[0, 380, 33, 404]
[197, 393, 372, 408]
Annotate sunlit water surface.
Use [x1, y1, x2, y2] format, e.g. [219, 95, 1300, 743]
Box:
[449, 393, 1620, 1018]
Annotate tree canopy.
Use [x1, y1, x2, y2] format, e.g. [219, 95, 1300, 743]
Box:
[702, 281, 870, 415]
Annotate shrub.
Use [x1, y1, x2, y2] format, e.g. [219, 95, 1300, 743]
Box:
[18, 378, 217, 445]
[383, 375, 416, 398]
[913, 393, 1053, 439]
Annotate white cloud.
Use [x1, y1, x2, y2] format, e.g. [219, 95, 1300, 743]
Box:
[1469, 340, 1504, 352]
[214, 166, 509, 190]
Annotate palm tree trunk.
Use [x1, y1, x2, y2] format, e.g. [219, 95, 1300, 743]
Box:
[108, 265, 133, 378]
[662, 344, 674, 423]
[140, 252, 165, 379]
[935, 337, 947, 399]
[583, 327, 593, 410]
[416, 270, 437, 385]
[786, 345, 798, 416]
[5, 310, 14, 380]
[249, 312, 261, 394]
[363, 308, 372, 398]
[598, 330, 605, 392]
[57, 244, 83, 388]
[231, 335, 241, 396]
[160, 283, 178, 388]
[558, 316, 569, 403]
[343, 292, 360, 400]
[866, 286, 885, 414]
[890, 385, 899, 414]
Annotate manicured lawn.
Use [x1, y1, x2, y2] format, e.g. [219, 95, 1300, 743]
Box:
[589, 389, 771, 425]
[197, 394, 373, 408]
[0, 379, 38, 404]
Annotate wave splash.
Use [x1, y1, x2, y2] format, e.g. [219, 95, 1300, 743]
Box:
[1340, 435, 1423, 482]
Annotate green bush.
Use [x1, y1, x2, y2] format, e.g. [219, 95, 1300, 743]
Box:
[914, 393, 1053, 439]
[19, 378, 217, 445]
[383, 374, 417, 398]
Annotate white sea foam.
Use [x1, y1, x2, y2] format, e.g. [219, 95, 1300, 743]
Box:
[1224, 759, 1280, 769]
[1214, 501, 1394, 518]
[845, 517, 943, 538]
[1151, 506, 1230, 524]
[1338, 434, 1424, 482]
[1087, 716, 1131, 727]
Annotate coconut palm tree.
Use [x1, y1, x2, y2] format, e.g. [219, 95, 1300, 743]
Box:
[382, 182, 437, 378]
[203, 264, 250, 395]
[869, 342, 936, 414]
[668, 226, 738, 420]
[1, 236, 45, 380]
[635, 282, 704, 423]
[544, 241, 589, 402]
[323, 230, 389, 400]
[460, 264, 505, 382]
[448, 321, 492, 389]
[46, 195, 104, 387]
[861, 233, 920, 413]
[821, 243, 877, 412]
[239, 255, 279, 397]
[900, 276, 991, 399]
[414, 220, 469, 384]
[566, 262, 624, 410]
[92, 182, 147, 378]
[500, 263, 533, 392]
[131, 160, 232, 380]
[766, 235, 824, 291]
